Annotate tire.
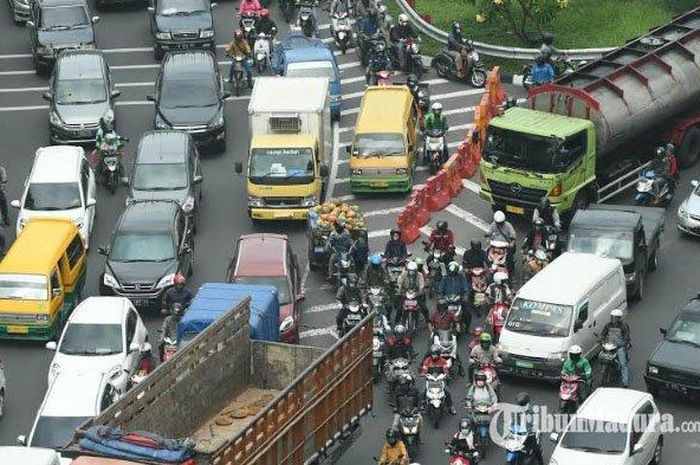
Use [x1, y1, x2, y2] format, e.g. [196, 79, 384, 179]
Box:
[470, 69, 487, 88]
[235, 81, 241, 97]
[154, 48, 164, 61]
[650, 437, 663, 465]
[678, 126, 700, 169]
[257, 61, 264, 74]
[649, 251, 659, 272]
[432, 56, 450, 78]
[433, 406, 440, 429]
[634, 260, 645, 301]
[647, 383, 660, 398]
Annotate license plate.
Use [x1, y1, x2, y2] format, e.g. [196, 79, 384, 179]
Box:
[7, 325, 28, 334]
[132, 299, 150, 307]
[506, 205, 525, 215]
[273, 211, 292, 218]
[370, 180, 388, 188]
[515, 360, 535, 369]
[314, 246, 325, 253]
[405, 299, 417, 305]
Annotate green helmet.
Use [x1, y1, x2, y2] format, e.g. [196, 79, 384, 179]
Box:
[479, 332, 492, 343]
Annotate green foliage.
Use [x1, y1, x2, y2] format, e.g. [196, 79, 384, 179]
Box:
[476, 0, 567, 45]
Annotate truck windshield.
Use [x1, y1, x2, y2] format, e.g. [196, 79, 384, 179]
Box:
[568, 230, 633, 261]
[250, 148, 315, 185]
[353, 133, 405, 157]
[506, 298, 572, 337]
[483, 127, 566, 173]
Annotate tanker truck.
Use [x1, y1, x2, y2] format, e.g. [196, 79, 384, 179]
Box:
[479, 5, 700, 218]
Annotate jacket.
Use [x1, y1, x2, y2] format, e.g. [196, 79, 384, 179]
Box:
[256, 18, 277, 35]
[359, 17, 379, 35]
[225, 39, 251, 56]
[429, 309, 456, 331]
[562, 356, 592, 377]
[389, 23, 416, 42]
[601, 322, 631, 347]
[469, 344, 501, 366]
[429, 229, 454, 253]
[532, 206, 561, 229]
[465, 383, 498, 408]
[379, 441, 409, 465]
[362, 264, 391, 288]
[447, 31, 464, 52]
[462, 249, 488, 269]
[336, 285, 363, 304]
[421, 356, 450, 375]
[531, 62, 554, 84]
[397, 270, 425, 294]
[328, 229, 353, 253]
[487, 221, 516, 244]
[437, 274, 468, 296]
[159, 316, 180, 343]
[424, 112, 448, 132]
[394, 386, 420, 412]
[162, 287, 194, 310]
[387, 335, 412, 359]
[384, 239, 408, 260]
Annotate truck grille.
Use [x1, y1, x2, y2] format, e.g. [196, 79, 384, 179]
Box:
[121, 283, 156, 292]
[172, 32, 199, 40]
[657, 367, 699, 386]
[0, 313, 37, 322]
[488, 180, 547, 206]
[265, 197, 303, 207]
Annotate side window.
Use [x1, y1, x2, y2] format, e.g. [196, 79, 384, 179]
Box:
[176, 214, 186, 246]
[51, 268, 61, 293]
[577, 302, 589, 322]
[126, 310, 137, 346]
[100, 384, 114, 412]
[67, 234, 85, 269]
[80, 161, 90, 202]
[562, 130, 588, 159]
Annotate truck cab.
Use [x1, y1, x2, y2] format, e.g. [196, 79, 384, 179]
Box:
[479, 107, 595, 217]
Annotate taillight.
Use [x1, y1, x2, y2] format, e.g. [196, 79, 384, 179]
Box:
[550, 182, 562, 197]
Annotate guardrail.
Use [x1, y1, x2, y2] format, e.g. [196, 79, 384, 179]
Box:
[396, 0, 615, 60]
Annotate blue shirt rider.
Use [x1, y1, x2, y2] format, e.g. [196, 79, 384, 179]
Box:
[531, 54, 554, 85]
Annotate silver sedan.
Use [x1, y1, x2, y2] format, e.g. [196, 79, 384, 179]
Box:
[677, 180, 700, 236]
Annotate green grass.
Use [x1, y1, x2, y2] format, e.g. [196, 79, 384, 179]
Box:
[413, 0, 698, 48]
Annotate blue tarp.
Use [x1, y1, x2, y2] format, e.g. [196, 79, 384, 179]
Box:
[79, 426, 192, 463]
[270, 32, 332, 75]
[177, 282, 280, 345]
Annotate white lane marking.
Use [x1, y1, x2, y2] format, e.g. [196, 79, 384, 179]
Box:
[444, 204, 490, 232]
[338, 120, 473, 135]
[339, 61, 361, 69]
[0, 104, 48, 112]
[368, 229, 392, 238]
[338, 194, 355, 201]
[306, 302, 341, 314]
[300, 326, 339, 339]
[341, 75, 368, 84]
[0, 53, 32, 59]
[326, 122, 340, 203]
[462, 179, 480, 194]
[0, 86, 49, 93]
[444, 105, 476, 116]
[0, 70, 34, 76]
[342, 101, 476, 117]
[364, 206, 404, 217]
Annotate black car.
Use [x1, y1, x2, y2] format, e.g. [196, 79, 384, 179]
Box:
[98, 200, 194, 308]
[644, 296, 700, 398]
[149, 0, 217, 60]
[148, 51, 228, 151]
[27, 0, 100, 75]
[44, 50, 120, 145]
[124, 130, 203, 227]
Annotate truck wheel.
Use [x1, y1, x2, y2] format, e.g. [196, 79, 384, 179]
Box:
[678, 126, 700, 169]
[649, 251, 659, 272]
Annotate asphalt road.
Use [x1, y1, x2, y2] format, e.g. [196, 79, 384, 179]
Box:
[1, 2, 699, 465]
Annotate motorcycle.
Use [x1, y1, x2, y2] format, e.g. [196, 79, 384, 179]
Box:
[385, 356, 411, 393]
[297, 1, 316, 38]
[559, 374, 584, 414]
[504, 425, 541, 465]
[404, 36, 423, 77]
[129, 343, 154, 387]
[432, 44, 487, 88]
[95, 139, 125, 195]
[444, 294, 463, 336]
[424, 368, 447, 428]
[331, 9, 354, 53]
[415, 85, 430, 131]
[372, 310, 390, 383]
[433, 329, 458, 379]
[402, 289, 420, 336]
[634, 170, 674, 207]
[423, 127, 446, 174]
[162, 336, 178, 362]
[596, 341, 621, 387]
[239, 11, 259, 47]
[253, 32, 271, 73]
[424, 245, 445, 298]
[471, 403, 493, 458]
[486, 301, 509, 342]
[331, 245, 357, 289]
[385, 255, 407, 292]
[444, 445, 477, 465]
[227, 53, 247, 97]
[487, 239, 510, 278]
[466, 267, 489, 316]
[522, 54, 578, 90]
[340, 299, 366, 337]
[398, 407, 422, 458]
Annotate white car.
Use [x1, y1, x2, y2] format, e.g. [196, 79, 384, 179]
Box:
[0, 353, 6, 419]
[46, 297, 148, 393]
[19, 371, 120, 451]
[11, 145, 97, 247]
[549, 388, 663, 465]
[0, 447, 61, 465]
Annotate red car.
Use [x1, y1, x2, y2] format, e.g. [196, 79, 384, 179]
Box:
[227, 234, 304, 343]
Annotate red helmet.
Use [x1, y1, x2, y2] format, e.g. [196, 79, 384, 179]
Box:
[234, 29, 244, 39]
[174, 272, 186, 286]
[259, 8, 270, 18]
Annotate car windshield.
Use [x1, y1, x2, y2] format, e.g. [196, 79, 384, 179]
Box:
[160, 78, 219, 109]
[568, 230, 633, 261]
[30, 416, 92, 449]
[24, 182, 82, 211]
[285, 61, 336, 80]
[249, 148, 315, 185]
[506, 298, 572, 337]
[667, 313, 700, 347]
[111, 232, 175, 262]
[483, 126, 569, 174]
[233, 276, 291, 305]
[353, 133, 405, 157]
[158, 0, 208, 14]
[560, 418, 627, 454]
[132, 163, 188, 190]
[0, 274, 48, 300]
[40, 5, 89, 29]
[59, 323, 123, 355]
[55, 79, 106, 105]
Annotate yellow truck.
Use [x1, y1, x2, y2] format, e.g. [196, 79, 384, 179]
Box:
[235, 77, 331, 221]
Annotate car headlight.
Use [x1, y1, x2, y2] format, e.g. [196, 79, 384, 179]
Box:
[155, 32, 171, 40]
[678, 204, 689, 219]
[81, 43, 95, 50]
[49, 362, 60, 378]
[547, 351, 566, 362]
[156, 273, 175, 289]
[396, 168, 407, 175]
[248, 196, 265, 208]
[625, 271, 636, 283]
[36, 44, 53, 55]
[155, 114, 170, 129]
[352, 168, 362, 176]
[647, 365, 659, 375]
[300, 196, 317, 207]
[35, 314, 49, 321]
[200, 29, 214, 39]
[103, 273, 119, 289]
[280, 316, 294, 332]
[49, 111, 62, 127]
[182, 195, 195, 213]
[19, 218, 27, 229]
[207, 114, 224, 128]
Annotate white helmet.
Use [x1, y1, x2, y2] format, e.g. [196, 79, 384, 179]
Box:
[431, 102, 443, 112]
[568, 345, 582, 356]
[398, 13, 408, 24]
[258, 32, 266, 38]
[534, 249, 547, 261]
[448, 261, 460, 273]
[406, 261, 418, 272]
[611, 309, 624, 318]
[494, 210, 506, 223]
[493, 271, 507, 285]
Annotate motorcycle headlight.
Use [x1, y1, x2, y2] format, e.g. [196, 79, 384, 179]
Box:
[280, 316, 295, 332]
[49, 111, 62, 127]
[103, 273, 119, 289]
[182, 195, 195, 213]
[373, 338, 381, 350]
[156, 273, 175, 289]
[647, 365, 659, 375]
[248, 196, 265, 207]
[155, 32, 171, 40]
[36, 44, 53, 55]
[396, 168, 407, 175]
[200, 29, 214, 39]
[300, 195, 317, 207]
[81, 43, 96, 50]
[352, 168, 362, 176]
[207, 113, 224, 128]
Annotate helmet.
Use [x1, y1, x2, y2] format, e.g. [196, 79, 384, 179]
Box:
[459, 418, 472, 434]
[398, 13, 408, 24]
[406, 261, 418, 272]
[437, 221, 448, 232]
[100, 112, 114, 131]
[104, 132, 118, 144]
[542, 32, 554, 45]
[139, 342, 152, 355]
[665, 142, 675, 155]
[437, 298, 448, 313]
[611, 309, 624, 318]
[368, 7, 377, 19]
[406, 74, 418, 88]
[539, 197, 551, 211]
[655, 146, 665, 158]
[534, 248, 547, 262]
[234, 29, 244, 40]
[493, 271, 507, 285]
[470, 239, 482, 251]
[335, 221, 345, 233]
[259, 8, 270, 18]
[346, 275, 358, 288]
[448, 261, 459, 275]
[452, 21, 461, 34]
[516, 392, 530, 406]
[172, 303, 184, 318]
[370, 253, 382, 266]
[475, 371, 487, 384]
[431, 102, 443, 113]
[505, 96, 517, 108]
[535, 54, 546, 65]
[390, 228, 401, 239]
[479, 332, 492, 343]
[386, 428, 398, 445]
[568, 345, 582, 360]
[414, 257, 425, 268]
[394, 324, 406, 337]
[472, 326, 484, 338]
[494, 210, 506, 223]
[174, 272, 186, 287]
[258, 31, 266, 38]
[430, 344, 441, 357]
[533, 218, 544, 229]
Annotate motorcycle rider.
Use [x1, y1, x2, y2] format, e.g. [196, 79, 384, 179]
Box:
[295, 0, 319, 37]
[562, 344, 593, 400]
[651, 145, 677, 197]
[421, 345, 456, 414]
[161, 272, 194, 314]
[134, 342, 155, 379]
[447, 21, 472, 76]
[366, 41, 392, 85]
[428, 299, 465, 376]
[423, 102, 449, 164]
[255, 8, 278, 39]
[465, 371, 498, 409]
[336, 274, 364, 306]
[386, 324, 413, 360]
[532, 197, 561, 231]
[486, 211, 516, 274]
[389, 14, 417, 69]
[384, 229, 409, 261]
[391, 374, 422, 430]
[429, 221, 455, 260]
[437, 261, 471, 329]
[396, 261, 427, 325]
[378, 428, 409, 465]
[93, 113, 124, 168]
[225, 30, 253, 89]
[462, 239, 489, 272]
[522, 218, 547, 254]
[469, 326, 484, 350]
[539, 32, 559, 66]
[600, 308, 631, 388]
[514, 392, 544, 465]
[362, 252, 392, 289]
[468, 332, 502, 380]
[530, 54, 555, 86]
[448, 418, 480, 461]
[485, 271, 511, 304]
[327, 221, 353, 280]
[158, 303, 184, 362]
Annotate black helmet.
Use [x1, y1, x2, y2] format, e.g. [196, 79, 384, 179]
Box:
[437, 298, 448, 313]
[406, 74, 418, 88]
[386, 428, 398, 445]
[390, 228, 401, 239]
[535, 54, 546, 65]
[437, 221, 448, 232]
[516, 392, 530, 406]
[368, 7, 377, 19]
[475, 371, 487, 383]
[172, 303, 184, 318]
[347, 275, 358, 288]
[470, 239, 482, 251]
[394, 324, 406, 337]
[430, 344, 441, 357]
[335, 221, 345, 233]
[452, 21, 461, 34]
[539, 197, 551, 211]
[505, 96, 517, 108]
[542, 32, 554, 45]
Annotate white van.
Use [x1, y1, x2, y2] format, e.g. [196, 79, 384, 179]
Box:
[498, 252, 626, 381]
[0, 447, 60, 465]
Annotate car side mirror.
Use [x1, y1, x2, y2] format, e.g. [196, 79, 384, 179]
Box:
[692, 180, 699, 188]
[16, 435, 26, 446]
[128, 341, 140, 353]
[320, 164, 329, 177]
[659, 327, 667, 336]
[193, 174, 203, 184]
[549, 432, 559, 443]
[147, 6, 155, 13]
[92, 15, 100, 24]
[42, 91, 52, 101]
[632, 442, 644, 455]
[26, 21, 35, 28]
[111, 89, 121, 98]
[146, 95, 156, 102]
[52, 288, 62, 297]
[10, 200, 20, 209]
[296, 293, 305, 302]
[45, 341, 57, 350]
[120, 176, 130, 186]
[574, 320, 583, 332]
[234, 162, 243, 174]
[97, 246, 109, 255]
[86, 197, 97, 207]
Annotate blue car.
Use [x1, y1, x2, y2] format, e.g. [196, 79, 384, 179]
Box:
[271, 33, 342, 120]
